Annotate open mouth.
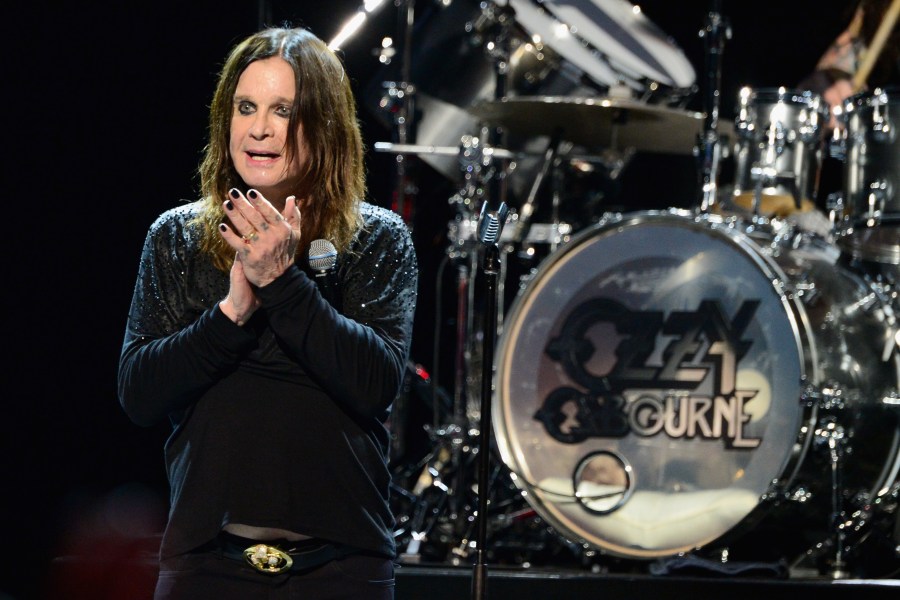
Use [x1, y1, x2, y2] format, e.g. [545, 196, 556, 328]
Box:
[248, 151, 279, 161]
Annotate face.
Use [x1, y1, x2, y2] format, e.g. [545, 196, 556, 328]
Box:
[229, 57, 307, 204]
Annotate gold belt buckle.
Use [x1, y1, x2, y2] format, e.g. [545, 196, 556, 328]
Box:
[243, 543, 293, 574]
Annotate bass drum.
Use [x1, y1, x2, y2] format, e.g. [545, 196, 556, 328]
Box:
[493, 210, 900, 571]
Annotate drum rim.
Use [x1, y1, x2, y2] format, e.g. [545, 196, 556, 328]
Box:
[736, 86, 830, 121]
[836, 227, 900, 265]
[842, 85, 900, 112]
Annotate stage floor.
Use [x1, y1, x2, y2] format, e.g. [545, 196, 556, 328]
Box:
[43, 550, 899, 600]
[394, 562, 900, 600]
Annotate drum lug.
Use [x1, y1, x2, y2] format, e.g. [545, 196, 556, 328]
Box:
[802, 382, 850, 411]
[464, 1, 509, 51]
[791, 280, 820, 303]
[800, 387, 817, 410]
[813, 416, 846, 452]
[826, 192, 845, 226]
[883, 390, 900, 409]
[827, 128, 847, 161]
[762, 480, 813, 504]
[789, 485, 814, 504]
[862, 180, 891, 223]
[869, 91, 894, 143]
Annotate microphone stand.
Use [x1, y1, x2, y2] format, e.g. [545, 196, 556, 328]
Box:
[696, 0, 730, 213]
[471, 200, 508, 600]
[471, 6, 515, 598]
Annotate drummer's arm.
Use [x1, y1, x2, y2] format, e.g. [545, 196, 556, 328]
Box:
[814, 7, 864, 78]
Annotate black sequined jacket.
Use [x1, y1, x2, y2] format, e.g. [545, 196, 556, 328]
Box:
[117, 199, 417, 560]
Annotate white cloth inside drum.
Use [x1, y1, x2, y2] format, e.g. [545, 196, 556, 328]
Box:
[537, 477, 760, 552]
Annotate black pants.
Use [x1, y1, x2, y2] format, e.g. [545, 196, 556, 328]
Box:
[153, 550, 395, 599]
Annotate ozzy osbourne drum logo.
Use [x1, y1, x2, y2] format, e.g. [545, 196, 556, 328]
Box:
[533, 298, 763, 449]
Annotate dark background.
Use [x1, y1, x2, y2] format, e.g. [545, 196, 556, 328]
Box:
[4, 1, 856, 597]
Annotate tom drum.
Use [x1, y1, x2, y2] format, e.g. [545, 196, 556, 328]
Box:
[835, 86, 900, 266]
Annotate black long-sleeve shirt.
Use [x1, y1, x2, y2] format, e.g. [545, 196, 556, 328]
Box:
[118, 199, 417, 560]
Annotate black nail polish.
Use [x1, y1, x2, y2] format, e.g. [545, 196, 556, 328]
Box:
[247, 189, 258, 200]
[225, 200, 234, 210]
[229, 188, 240, 199]
[219, 223, 227, 232]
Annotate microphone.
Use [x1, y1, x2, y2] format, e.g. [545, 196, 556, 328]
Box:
[308, 239, 342, 312]
[477, 201, 509, 245]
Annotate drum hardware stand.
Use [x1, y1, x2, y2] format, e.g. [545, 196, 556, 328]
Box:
[805, 384, 887, 579]
[393, 3, 523, 579]
[449, 133, 506, 426]
[377, 0, 419, 224]
[820, 389, 900, 578]
[453, 0, 515, 425]
[815, 412, 852, 578]
[394, 430, 456, 564]
[392, 134, 512, 566]
[391, 0, 512, 552]
[696, 0, 730, 213]
[510, 130, 563, 246]
[380, 79, 419, 222]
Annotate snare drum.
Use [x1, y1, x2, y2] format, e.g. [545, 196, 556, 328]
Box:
[835, 87, 900, 266]
[493, 210, 899, 569]
[728, 87, 829, 217]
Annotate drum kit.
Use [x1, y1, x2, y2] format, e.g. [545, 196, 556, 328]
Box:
[359, 0, 900, 580]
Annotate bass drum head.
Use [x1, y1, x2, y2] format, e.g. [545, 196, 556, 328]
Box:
[493, 211, 809, 558]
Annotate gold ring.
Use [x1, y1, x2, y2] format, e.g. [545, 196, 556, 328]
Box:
[242, 231, 259, 243]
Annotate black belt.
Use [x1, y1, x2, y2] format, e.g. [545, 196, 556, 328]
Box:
[216, 531, 355, 575]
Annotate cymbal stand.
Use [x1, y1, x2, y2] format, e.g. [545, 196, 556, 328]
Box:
[822, 416, 850, 578]
[454, 134, 499, 427]
[391, 1, 518, 576]
[378, 0, 418, 223]
[511, 130, 563, 246]
[696, 0, 731, 213]
[393, 134, 504, 565]
[804, 387, 853, 578]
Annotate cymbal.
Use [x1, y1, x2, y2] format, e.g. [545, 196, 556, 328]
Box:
[373, 142, 517, 160]
[469, 95, 734, 155]
[372, 141, 627, 166]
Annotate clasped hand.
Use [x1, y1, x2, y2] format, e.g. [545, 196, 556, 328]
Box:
[218, 188, 302, 326]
